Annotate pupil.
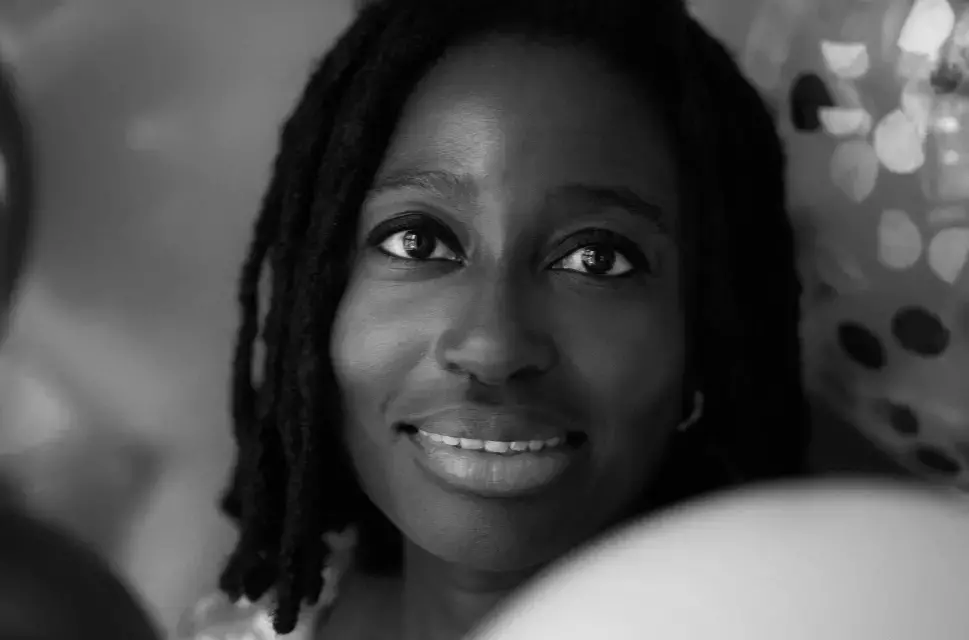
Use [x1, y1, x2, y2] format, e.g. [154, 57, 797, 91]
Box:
[581, 246, 615, 274]
[403, 230, 433, 258]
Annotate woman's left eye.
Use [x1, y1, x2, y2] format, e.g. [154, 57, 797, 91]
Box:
[552, 244, 637, 278]
[378, 228, 461, 262]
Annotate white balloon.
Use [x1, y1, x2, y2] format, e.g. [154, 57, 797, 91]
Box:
[473, 480, 969, 640]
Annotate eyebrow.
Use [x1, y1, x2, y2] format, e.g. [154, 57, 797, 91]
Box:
[552, 183, 669, 234]
[367, 169, 668, 232]
[367, 169, 477, 202]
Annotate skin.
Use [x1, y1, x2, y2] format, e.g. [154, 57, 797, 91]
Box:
[328, 34, 686, 640]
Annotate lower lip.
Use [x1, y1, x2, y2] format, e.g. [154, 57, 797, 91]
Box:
[409, 431, 583, 498]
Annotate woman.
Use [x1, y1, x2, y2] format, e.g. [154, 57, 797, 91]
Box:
[191, 0, 810, 637]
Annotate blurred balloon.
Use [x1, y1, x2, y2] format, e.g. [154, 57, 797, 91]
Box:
[471, 479, 969, 640]
[1, 0, 356, 632]
[0, 502, 161, 640]
[0, 52, 30, 331]
[734, 0, 969, 491]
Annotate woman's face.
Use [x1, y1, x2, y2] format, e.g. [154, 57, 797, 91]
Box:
[331, 35, 684, 572]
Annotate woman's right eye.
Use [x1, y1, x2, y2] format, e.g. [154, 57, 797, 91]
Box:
[377, 228, 461, 263]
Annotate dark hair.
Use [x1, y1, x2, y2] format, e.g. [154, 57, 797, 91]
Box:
[218, 0, 810, 633]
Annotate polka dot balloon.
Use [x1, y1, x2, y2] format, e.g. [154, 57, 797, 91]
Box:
[742, 0, 969, 491]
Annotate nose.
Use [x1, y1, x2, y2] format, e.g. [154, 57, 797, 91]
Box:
[434, 279, 556, 386]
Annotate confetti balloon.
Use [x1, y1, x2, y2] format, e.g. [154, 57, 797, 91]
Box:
[471, 479, 969, 640]
[741, 0, 969, 491]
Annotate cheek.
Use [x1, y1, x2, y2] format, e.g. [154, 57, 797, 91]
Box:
[558, 293, 685, 473]
[562, 294, 685, 415]
[329, 278, 443, 515]
[330, 280, 435, 414]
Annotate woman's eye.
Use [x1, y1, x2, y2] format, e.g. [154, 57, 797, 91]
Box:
[378, 228, 460, 262]
[552, 244, 636, 277]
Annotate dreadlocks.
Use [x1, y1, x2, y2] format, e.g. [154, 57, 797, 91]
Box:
[219, 0, 810, 633]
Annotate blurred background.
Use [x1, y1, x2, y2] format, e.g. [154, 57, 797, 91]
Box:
[0, 0, 359, 631]
[0, 0, 963, 636]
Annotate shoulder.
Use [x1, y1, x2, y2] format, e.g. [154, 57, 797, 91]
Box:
[176, 530, 357, 640]
[175, 591, 316, 640]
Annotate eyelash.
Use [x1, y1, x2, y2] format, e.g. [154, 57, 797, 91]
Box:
[548, 228, 652, 278]
[365, 214, 653, 278]
[366, 213, 463, 265]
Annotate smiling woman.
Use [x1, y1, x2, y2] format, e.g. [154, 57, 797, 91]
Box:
[180, 0, 809, 638]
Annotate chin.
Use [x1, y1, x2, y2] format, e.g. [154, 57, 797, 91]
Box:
[387, 483, 612, 574]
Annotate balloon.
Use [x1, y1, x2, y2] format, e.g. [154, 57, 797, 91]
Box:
[0, 54, 30, 328]
[471, 479, 969, 640]
[738, 0, 969, 491]
[0, 502, 160, 640]
[1, 0, 356, 631]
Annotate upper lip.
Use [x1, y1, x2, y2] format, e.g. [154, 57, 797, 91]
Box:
[403, 405, 580, 443]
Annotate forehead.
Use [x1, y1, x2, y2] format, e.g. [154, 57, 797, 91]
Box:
[376, 35, 679, 215]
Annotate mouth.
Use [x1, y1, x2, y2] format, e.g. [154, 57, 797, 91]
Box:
[398, 422, 587, 452]
[398, 423, 588, 498]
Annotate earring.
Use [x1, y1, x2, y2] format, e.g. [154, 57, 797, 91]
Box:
[676, 391, 705, 432]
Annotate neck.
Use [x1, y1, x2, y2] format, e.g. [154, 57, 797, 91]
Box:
[398, 541, 540, 640]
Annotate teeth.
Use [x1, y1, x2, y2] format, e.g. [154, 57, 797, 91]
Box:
[484, 441, 509, 453]
[419, 430, 566, 454]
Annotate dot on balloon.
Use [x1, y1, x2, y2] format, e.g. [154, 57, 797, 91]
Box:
[819, 107, 872, 137]
[891, 305, 950, 356]
[931, 61, 964, 94]
[914, 445, 962, 476]
[837, 322, 886, 370]
[927, 227, 969, 283]
[831, 140, 879, 203]
[878, 209, 923, 269]
[873, 109, 926, 174]
[882, 400, 920, 436]
[897, 0, 956, 58]
[789, 73, 835, 132]
[820, 41, 870, 79]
